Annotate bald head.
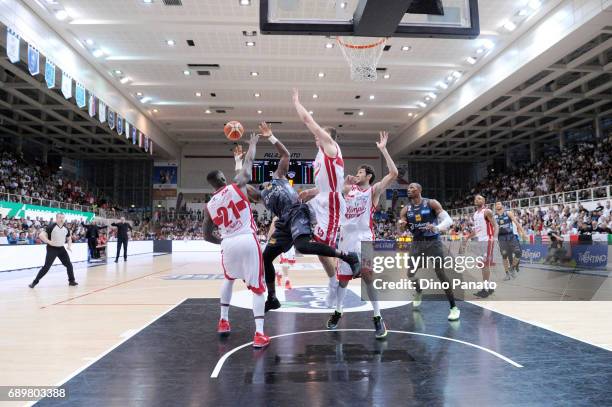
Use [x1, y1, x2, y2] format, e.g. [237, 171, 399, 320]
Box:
[407, 183, 422, 199]
[474, 194, 486, 207]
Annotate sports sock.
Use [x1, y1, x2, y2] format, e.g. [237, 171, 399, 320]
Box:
[220, 279, 234, 320]
[336, 285, 347, 313]
[253, 293, 265, 333]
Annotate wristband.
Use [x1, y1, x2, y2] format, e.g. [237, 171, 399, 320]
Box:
[268, 136, 278, 144]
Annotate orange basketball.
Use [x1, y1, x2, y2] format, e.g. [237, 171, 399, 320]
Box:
[224, 120, 244, 141]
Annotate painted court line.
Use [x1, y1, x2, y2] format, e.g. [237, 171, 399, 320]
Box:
[210, 328, 523, 378]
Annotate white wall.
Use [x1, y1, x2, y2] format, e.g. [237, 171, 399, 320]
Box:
[0, 243, 88, 272]
[106, 240, 153, 258]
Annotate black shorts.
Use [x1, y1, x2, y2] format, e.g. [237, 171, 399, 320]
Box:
[267, 204, 312, 252]
[498, 234, 521, 258]
[409, 239, 446, 273]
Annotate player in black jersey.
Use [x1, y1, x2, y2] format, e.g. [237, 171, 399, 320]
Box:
[494, 202, 526, 280]
[398, 183, 459, 321]
[244, 122, 361, 312]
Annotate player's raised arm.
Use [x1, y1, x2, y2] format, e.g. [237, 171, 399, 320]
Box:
[292, 88, 337, 157]
[508, 210, 527, 240]
[234, 133, 259, 187]
[202, 204, 222, 245]
[372, 131, 399, 204]
[259, 122, 290, 179]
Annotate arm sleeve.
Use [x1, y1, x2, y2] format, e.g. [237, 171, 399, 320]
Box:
[436, 211, 453, 233]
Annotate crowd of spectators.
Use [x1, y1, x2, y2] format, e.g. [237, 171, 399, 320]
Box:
[448, 137, 612, 209]
[0, 150, 116, 210]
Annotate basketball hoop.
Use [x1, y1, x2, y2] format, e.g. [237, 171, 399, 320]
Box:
[337, 36, 387, 81]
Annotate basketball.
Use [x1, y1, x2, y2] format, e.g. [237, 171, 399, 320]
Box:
[224, 121, 244, 141]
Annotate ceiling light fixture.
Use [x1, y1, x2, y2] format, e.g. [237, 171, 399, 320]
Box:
[502, 20, 517, 32]
[408, 112, 414, 117]
[312, 94, 318, 99]
[257, 110, 262, 114]
[140, 97, 151, 103]
[340, 2, 347, 9]
[254, 93, 260, 98]
[416, 101, 427, 108]
[92, 49, 104, 58]
[518, 9, 529, 16]
[325, 43, 334, 49]
[153, 109, 159, 113]
[250, 71, 259, 76]
[466, 56, 477, 64]
[136, 92, 143, 97]
[369, 95, 375, 100]
[119, 77, 130, 84]
[452, 71, 462, 79]
[528, 0, 542, 10]
[401, 45, 411, 51]
[55, 10, 69, 21]
[383, 73, 390, 79]
[437, 81, 448, 90]
[143, 0, 153, 3]
[183, 70, 191, 76]
[205, 109, 212, 114]
[166, 39, 175, 46]
[318, 72, 325, 78]
[308, 111, 313, 115]
[239, 0, 251, 5]
[358, 111, 364, 116]
[427, 92, 437, 100]
[85, 39, 94, 46]
[195, 92, 202, 97]
[114, 69, 122, 75]
[246, 41, 255, 47]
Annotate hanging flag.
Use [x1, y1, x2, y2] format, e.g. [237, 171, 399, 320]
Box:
[75, 83, 86, 108]
[116, 115, 123, 135]
[27, 45, 40, 76]
[45, 60, 55, 88]
[99, 101, 107, 123]
[6, 29, 20, 63]
[144, 136, 149, 153]
[61, 72, 72, 99]
[131, 126, 137, 144]
[88, 94, 97, 117]
[149, 140, 153, 155]
[108, 110, 116, 130]
[138, 132, 144, 148]
[125, 122, 130, 139]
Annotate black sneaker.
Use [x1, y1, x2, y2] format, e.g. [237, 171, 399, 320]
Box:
[69, 281, 79, 286]
[114, 259, 118, 263]
[345, 252, 361, 277]
[514, 263, 520, 273]
[28, 281, 37, 288]
[474, 289, 490, 298]
[373, 316, 387, 339]
[265, 296, 281, 313]
[326, 311, 342, 329]
[488, 289, 494, 296]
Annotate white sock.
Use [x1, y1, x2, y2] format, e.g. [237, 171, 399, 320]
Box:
[336, 285, 347, 313]
[253, 293, 265, 333]
[220, 279, 234, 320]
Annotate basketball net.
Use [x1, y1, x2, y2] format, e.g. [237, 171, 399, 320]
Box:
[337, 36, 387, 81]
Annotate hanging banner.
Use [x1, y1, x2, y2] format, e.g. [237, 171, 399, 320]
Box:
[116, 115, 123, 135]
[131, 125, 137, 145]
[75, 83, 86, 108]
[144, 136, 149, 153]
[6, 29, 20, 63]
[138, 131, 143, 148]
[27, 45, 39, 76]
[108, 110, 116, 130]
[45, 60, 55, 88]
[125, 122, 130, 139]
[88, 94, 97, 117]
[61, 72, 72, 99]
[150, 140, 154, 156]
[99, 101, 107, 123]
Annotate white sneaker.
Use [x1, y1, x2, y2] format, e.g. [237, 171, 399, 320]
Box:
[448, 306, 460, 321]
[326, 279, 339, 308]
[412, 292, 423, 308]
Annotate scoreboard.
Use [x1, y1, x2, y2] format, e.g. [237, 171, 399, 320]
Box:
[251, 159, 315, 184]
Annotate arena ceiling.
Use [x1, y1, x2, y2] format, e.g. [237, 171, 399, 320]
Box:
[4, 0, 611, 161]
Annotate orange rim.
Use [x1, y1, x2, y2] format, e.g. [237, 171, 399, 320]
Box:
[336, 36, 387, 49]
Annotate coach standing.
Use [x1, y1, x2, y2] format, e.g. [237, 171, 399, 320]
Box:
[111, 217, 132, 262]
[29, 213, 78, 288]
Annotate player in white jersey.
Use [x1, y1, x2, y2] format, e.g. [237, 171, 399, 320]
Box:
[202, 133, 270, 348]
[329, 131, 398, 338]
[293, 88, 345, 307]
[464, 194, 498, 298]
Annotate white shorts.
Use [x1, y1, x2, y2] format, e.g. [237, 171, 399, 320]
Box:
[280, 246, 296, 265]
[336, 230, 372, 282]
[221, 233, 265, 294]
[308, 192, 346, 248]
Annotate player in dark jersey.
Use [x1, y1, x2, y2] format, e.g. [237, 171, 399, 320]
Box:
[398, 183, 459, 321]
[494, 202, 526, 280]
[245, 122, 360, 312]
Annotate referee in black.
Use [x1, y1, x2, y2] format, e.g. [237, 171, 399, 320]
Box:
[29, 213, 78, 288]
[111, 217, 133, 262]
[82, 220, 107, 260]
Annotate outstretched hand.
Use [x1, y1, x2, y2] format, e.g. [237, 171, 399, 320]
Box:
[376, 131, 389, 150]
[258, 122, 273, 138]
[248, 132, 260, 146]
[232, 144, 245, 160]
